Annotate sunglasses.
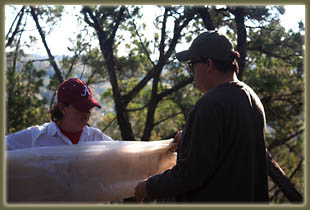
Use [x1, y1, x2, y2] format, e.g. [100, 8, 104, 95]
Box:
[187, 58, 209, 70]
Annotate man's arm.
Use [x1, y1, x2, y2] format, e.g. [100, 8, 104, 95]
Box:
[135, 102, 222, 200]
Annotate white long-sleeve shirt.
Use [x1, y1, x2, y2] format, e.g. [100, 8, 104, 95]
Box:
[6, 122, 114, 150]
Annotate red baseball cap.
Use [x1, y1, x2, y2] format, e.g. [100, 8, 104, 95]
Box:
[57, 78, 101, 112]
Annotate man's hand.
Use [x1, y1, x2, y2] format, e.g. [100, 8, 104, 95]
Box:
[134, 180, 149, 203]
[170, 130, 182, 152]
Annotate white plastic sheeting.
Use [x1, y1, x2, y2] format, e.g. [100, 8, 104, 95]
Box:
[6, 139, 177, 203]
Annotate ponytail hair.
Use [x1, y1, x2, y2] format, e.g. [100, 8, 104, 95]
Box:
[49, 102, 70, 122]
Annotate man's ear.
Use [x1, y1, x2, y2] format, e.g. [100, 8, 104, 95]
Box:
[207, 58, 213, 72]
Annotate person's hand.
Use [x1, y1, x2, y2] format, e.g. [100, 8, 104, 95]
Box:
[170, 130, 182, 152]
[134, 180, 149, 203]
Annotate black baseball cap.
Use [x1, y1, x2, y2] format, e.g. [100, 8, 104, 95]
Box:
[176, 31, 235, 62]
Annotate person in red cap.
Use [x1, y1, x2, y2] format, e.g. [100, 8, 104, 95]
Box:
[6, 78, 114, 150]
[135, 31, 269, 203]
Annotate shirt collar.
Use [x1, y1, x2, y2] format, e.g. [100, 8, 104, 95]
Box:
[47, 122, 90, 138]
[47, 122, 61, 136]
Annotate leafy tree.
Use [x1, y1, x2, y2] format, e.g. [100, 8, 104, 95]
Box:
[6, 53, 49, 133]
[81, 5, 198, 141]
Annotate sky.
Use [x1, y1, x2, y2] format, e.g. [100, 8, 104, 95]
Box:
[5, 5, 306, 57]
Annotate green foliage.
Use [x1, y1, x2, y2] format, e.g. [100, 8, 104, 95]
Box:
[116, 54, 151, 81]
[6, 58, 49, 134]
[152, 99, 184, 138]
[96, 112, 121, 140]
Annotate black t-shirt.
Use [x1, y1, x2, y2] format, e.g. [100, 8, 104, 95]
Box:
[147, 81, 269, 203]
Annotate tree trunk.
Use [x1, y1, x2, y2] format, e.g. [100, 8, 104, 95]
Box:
[266, 150, 303, 202]
[141, 65, 163, 141]
[104, 50, 135, 141]
[101, 36, 135, 141]
[81, 6, 135, 141]
[234, 7, 247, 81]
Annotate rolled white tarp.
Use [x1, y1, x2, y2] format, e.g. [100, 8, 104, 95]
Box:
[6, 139, 177, 203]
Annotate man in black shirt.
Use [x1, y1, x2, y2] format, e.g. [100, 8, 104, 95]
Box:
[135, 31, 269, 203]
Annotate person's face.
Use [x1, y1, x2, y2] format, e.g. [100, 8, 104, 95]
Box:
[61, 104, 91, 130]
[188, 58, 210, 92]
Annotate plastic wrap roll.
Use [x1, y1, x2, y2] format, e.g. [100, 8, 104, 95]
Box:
[6, 139, 177, 203]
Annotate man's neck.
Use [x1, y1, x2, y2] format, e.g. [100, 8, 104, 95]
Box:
[218, 72, 239, 84]
[204, 72, 239, 93]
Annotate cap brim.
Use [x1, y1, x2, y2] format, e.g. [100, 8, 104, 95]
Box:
[176, 50, 194, 61]
[72, 98, 101, 113]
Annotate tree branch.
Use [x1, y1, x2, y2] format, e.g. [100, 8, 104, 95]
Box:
[159, 7, 169, 56]
[131, 19, 155, 67]
[164, 8, 196, 61]
[126, 103, 150, 112]
[197, 6, 215, 30]
[6, 6, 25, 48]
[30, 6, 63, 83]
[81, 6, 107, 43]
[122, 7, 196, 106]
[266, 150, 303, 202]
[158, 77, 193, 100]
[11, 18, 26, 71]
[20, 58, 50, 63]
[102, 117, 116, 132]
[247, 46, 301, 65]
[153, 111, 182, 127]
[121, 66, 159, 105]
[109, 6, 125, 43]
[126, 77, 193, 112]
[267, 129, 304, 151]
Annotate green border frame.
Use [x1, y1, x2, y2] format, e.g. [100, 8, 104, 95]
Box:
[0, 0, 309, 210]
